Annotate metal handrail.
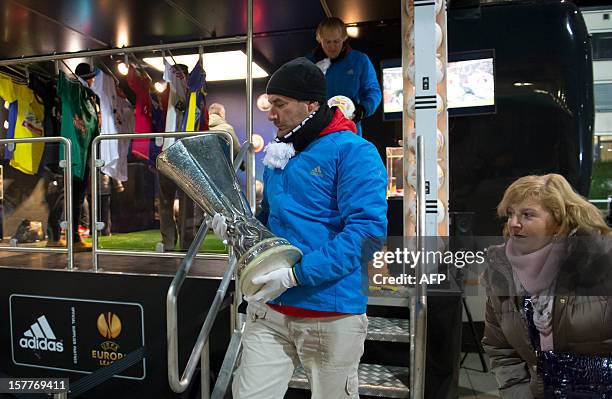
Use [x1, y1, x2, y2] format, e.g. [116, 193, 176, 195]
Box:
[167, 218, 238, 394]
[211, 329, 243, 399]
[0, 137, 74, 269]
[90, 130, 234, 272]
[165, 138, 251, 397]
[166, 133, 253, 399]
[233, 142, 253, 173]
[410, 136, 428, 398]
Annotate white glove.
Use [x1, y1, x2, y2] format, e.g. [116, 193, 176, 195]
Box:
[315, 58, 331, 75]
[244, 267, 297, 303]
[211, 213, 229, 243]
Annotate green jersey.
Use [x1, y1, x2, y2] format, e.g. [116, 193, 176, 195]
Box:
[58, 71, 98, 180]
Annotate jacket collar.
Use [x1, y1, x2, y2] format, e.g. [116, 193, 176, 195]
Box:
[485, 229, 612, 297]
[311, 43, 352, 63]
[320, 107, 357, 137]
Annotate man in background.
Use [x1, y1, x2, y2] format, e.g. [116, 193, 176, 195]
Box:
[307, 17, 381, 136]
[208, 103, 241, 159]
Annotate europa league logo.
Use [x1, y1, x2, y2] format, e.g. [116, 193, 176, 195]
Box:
[97, 312, 122, 339]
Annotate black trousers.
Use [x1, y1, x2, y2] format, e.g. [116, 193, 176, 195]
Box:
[45, 166, 90, 243]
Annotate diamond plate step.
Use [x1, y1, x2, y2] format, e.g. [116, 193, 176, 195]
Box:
[368, 287, 412, 307]
[289, 363, 410, 398]
[367, 316, 410, 342]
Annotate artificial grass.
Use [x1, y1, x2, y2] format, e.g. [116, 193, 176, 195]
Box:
[92, 229, 227, 253]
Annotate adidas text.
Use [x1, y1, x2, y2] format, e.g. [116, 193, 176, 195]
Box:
[19, 315, 64, 352]
[19, 337, 64, 352]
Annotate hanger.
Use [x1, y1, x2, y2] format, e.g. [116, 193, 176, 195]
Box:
[95, 59, 120, 85]
[198, 45, 204, 72]
[166, 49, 178, 65]
[27, 63, 52, 80]
[60, 59, 79, 80]
[128, 53, 153, 82]
[1, 66, 27, 83]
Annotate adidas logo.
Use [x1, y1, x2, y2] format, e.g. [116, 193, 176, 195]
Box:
[310, 165, 323, 176]
[19, 315, 64, 352]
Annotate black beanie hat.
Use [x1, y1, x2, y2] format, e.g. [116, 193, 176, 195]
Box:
[75, 63, 96, 80]
[266, 57, 327, 103]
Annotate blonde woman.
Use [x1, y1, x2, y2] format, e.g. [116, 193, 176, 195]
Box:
[482, 174, 612, 398]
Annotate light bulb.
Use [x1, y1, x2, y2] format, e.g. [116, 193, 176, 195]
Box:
[154, 81, 167, 93]
[252, 134, 265, 152]
[117, 62, 129, 76]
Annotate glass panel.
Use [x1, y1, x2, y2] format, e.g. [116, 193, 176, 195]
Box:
[592, 32, 612, 60]
[595, 83, 612, 112]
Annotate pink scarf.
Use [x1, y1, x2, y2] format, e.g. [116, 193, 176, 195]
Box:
[505, 239, 564, 294]
[505, 239, 566, 351]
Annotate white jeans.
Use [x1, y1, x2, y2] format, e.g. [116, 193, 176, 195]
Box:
[232, 301, 368, 399]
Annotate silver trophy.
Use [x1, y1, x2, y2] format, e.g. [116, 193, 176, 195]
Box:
[156, 134, 302, 296]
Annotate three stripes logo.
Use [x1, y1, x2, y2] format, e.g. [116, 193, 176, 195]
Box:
[310, 165, 323, 177]
[426, 199, 438, 215]
[414, 0, 436, 7]
[415, 95, 437, 111]
[19, 315, 64, 352]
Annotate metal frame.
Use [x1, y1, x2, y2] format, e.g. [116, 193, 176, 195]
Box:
[0, 137, 74, 269]
[245, 0, 256, 215]
[89, 130, 234, 272]
[0, 38, 247, 66]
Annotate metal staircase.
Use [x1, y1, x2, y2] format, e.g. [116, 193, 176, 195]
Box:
[288, 315, 411, 398]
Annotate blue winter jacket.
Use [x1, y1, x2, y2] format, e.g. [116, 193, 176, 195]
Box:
[307, 48, 382, 136]
[258, 130, 388, 314]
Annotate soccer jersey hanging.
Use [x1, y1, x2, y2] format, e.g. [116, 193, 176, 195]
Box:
[0, 77, 45, 175]
[146, 91, 166, 165]
[0, 75, 18, 161]
[162, 60, 187, 150]
[57, 71, 98, 181]
[28, 74, 62, 174]
[127, 66, 152, 160]
[181, 61, 208, 132]
[91, 69, 129, 181]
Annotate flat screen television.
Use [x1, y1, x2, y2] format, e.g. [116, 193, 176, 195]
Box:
[447, 49, 496, 116]
[381, 49, 496, 120]
[381, 59, 403, 121]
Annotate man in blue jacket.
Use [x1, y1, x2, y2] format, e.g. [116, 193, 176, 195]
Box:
[212, 57, 387, 399]
[307, 17, 382, 137]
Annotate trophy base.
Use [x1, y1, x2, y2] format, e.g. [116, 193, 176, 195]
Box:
[237, 238, 303, 297]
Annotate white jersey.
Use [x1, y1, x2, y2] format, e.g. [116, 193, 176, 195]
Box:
[114, 96, 133, 181]
[163, 60, 188, 150]
[91, 70, 130, 181]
